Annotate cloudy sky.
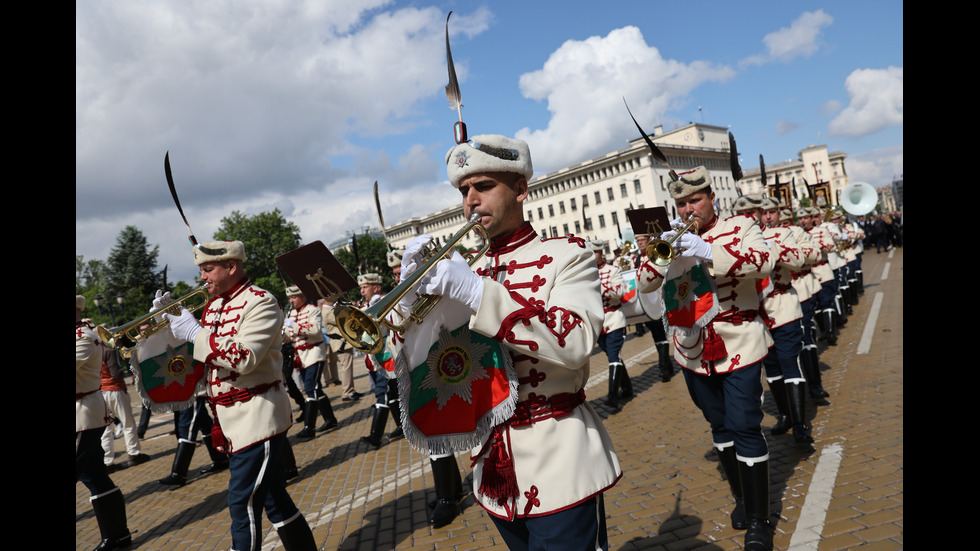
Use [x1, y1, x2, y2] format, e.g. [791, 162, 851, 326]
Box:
[76, 0, 903, 284]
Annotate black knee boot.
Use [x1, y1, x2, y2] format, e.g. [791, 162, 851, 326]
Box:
[658, 343, 673, 382]
[767, 379, 791, 436]
[605, 362, 623, 410]
[429, 455, 463, 528]
[159, 440, 195, 486]
[739, 459, 773, 551]
[296, 401, 319, 439]
[361, 405, 389, 448]
[92, 487, 131, 551]
[280, 438, 299, 480]
[275, 514, 317, 551]
[716, 446, 745, 530]
[388, 399, 404, 439]
[802, 348, 830, 402]
[787, 381, 814, 444]
[316, 397, 338, 432]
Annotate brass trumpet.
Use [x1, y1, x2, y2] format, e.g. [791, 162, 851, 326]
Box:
[97, 285, 211, 359]
[334, 213, 491, 354]
[645, 217, 700, 267]
[618, 241, 634, 271]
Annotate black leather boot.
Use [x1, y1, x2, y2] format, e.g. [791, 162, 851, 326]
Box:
[280, 438, 299, 480]
[429, 455, 462, 529]
[199, 434, 229, 474]
[658, 343, 673, 382]
[787, 381, 814, 444]
[296, 401, 318, 439]
[803, 348, 830, 402]
[619, 366, 634, 401]
[605, 362, 623, 410]
[767, 379, 791, 436]
[316, 397, 338, 432]
[275, 514, 318, 551]
[739, 459, 773, 551]
[716, 446, 745, 530]
[361, 406, 389, 448]
[92, 487, 131, 550]
[158, 440, 195, 486]
[388, 399, 404, 440]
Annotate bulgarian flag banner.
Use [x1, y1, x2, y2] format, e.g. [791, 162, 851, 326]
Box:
[662, 258, 719, 334]
[130, 329, 206, 413]
[394, 298, 517, 455]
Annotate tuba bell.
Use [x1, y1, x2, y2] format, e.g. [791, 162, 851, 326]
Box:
[839, 181, 878, 217]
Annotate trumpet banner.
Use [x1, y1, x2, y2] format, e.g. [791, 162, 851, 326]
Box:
[130, 329, 206, 413]
[662, 258, 719, 334]
[394, 299, 517, 455]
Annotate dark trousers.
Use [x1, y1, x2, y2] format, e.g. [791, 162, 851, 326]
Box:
[76, 427, 116, 495]
[175, 397, 212, 442]
[682, 363, 768, 458]
[597, 328, 625, 364]
[227, 433, 300, 551]
[763, 322, 804, 381]
[490, 494, 609, 551]
[302, 361, 325, 400]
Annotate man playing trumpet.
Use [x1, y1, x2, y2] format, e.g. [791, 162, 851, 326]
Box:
[635, 168, 776, 551]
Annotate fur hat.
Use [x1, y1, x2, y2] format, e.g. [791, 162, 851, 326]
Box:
[76, 295, 86, 311]
[667, 166, 711, 199]
[761, 196, 780, 210]
[445, 134, 533, 188]
[589, 239, 607, 252]
[285, 285, 303, 297]
[387, 248, 404, 268]
[779, 208, 794, 222]
[733, 193, 765, 214]
[193, 241, 246, 266]
[357, 273, 382, 286]
[796, 206, 811, 218]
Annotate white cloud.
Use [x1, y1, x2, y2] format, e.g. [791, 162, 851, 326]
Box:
[828, 67, 903, 137]
[844, 145, 903, 189]
[513, 26, 734, 172]
[763, 10, 834, 62]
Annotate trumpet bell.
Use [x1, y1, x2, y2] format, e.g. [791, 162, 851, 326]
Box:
[645, 218, 699, 267]
[335, 303, 386, 355]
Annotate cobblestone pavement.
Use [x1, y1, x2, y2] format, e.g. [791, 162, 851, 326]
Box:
[77, 247, 902, 550]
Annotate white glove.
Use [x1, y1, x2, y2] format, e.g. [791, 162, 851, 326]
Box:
[401, 234, 434, 282]
[284, 318, 296, 328]
[164, 307, 202, 343]
[676, 232, 713, 262]
[418, 251, 484, 313]
[152, 290, 173, 311]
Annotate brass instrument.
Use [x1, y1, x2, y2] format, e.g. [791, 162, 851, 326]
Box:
[334, 213, 491, 354]
[645, 217, 700, 266]
[97, 285, 211, 359]
[618, 241, 634, 271]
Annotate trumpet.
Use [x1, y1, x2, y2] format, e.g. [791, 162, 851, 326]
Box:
[618, 241, 634, 271]
[645, 217, 700, 267]
[334, 213, 491, 354]
[97, 285, 211, 359]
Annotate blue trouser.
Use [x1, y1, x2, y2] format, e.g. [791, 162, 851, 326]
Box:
[76, 427, 116, 495]
[368, 369, 389, 404]
[763, 322, 804, 381]
[175, 397, 212, 442]
[490, 494, 609, 551]
[682, 362, 768, 458]
[800, 298, 816, 350]
[302, 361, 325, 400]
[227, 433, 299, 551]
[597, 328, 625, 364]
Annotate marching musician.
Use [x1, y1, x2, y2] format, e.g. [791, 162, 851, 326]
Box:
[787, 207, 831, 403]
[632, 231, 673, 382]
[804, 207, 843, 346]
[77, 296, 132, 551]
[591, 239, 634, 411]
[635, 168, 776, 551]
[162, 241, 318, 551]
[406, 134, 621, 549]
[357, 272, 402, 448]
[321, 298, 361, 403]
[284, 285, 338, 438]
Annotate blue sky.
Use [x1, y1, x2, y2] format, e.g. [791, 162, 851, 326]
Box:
[76, 1, 903, 284]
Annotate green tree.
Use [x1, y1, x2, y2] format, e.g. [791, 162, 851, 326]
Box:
[213, 209, 302, 303]
[102, 226, 161, 324]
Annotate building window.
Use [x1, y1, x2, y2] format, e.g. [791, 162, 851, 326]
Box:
[548, 205, 555, 217]
[584, 217, 592, 231]
[611, 212, 619, 226]
[563, 223, 569, 235]
[559, 201, 566, 214]
[551, 226, 558, 237]
[574, 221, 581, 233]
[594, 191, 602, 204]
[570, 197, 577, 210]
[527, 209, 533, 222]
[598, 215, 606, 228]
[634, 179, 642, 194]
[620, 183, 628, 198]
[582, 194, 589, 207]
[607, 187, 615, 201]
[538, 207, 544, 219]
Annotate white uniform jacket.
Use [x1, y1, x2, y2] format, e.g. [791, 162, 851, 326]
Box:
[285, 302, 327, 368]
[597, 261, 627, 335]
[786, 225, 821, 303]
[193, 279, 291, 454]
[76, 321, 110, 433]
[761, 226, 805, 329]
[466, 223, 621, 521]
[806, 225, 837, 283]
[635, 215, 775, 375]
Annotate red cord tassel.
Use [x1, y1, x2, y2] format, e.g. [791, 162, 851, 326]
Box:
[702, 325, 728, 362]
[478, 427, 519, 504]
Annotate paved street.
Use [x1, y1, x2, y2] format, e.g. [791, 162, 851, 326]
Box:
[77, 247, 902, 550]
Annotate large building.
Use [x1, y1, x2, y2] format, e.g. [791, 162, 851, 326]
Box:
[383, 123, 850, 256]
[738, 145, 850, 209]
